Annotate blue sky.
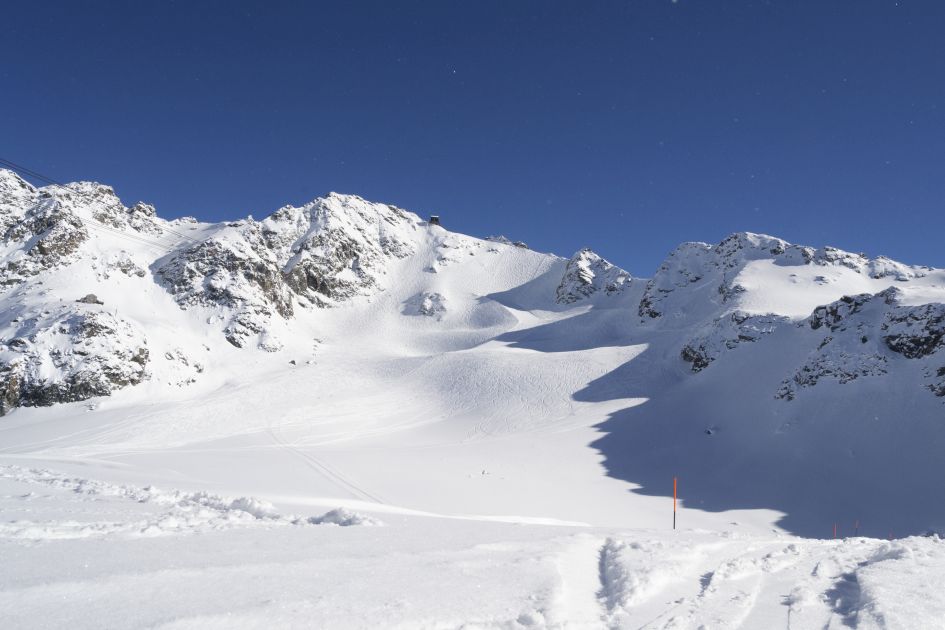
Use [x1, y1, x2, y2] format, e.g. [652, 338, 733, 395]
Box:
[3, 1, 943, 274]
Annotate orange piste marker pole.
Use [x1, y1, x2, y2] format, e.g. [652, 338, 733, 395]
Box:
[673, 476, 677, 530]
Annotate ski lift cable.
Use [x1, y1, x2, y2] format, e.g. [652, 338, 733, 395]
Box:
[0, 157, 204, 247]
[0, 156, 202, 244]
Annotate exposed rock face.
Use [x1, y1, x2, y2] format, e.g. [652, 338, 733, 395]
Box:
[882, 302, 945, 359]
[1, 195, 89, 286]
[156, 222, 295, 348]
[0, 172, 168, 287]
[809, 293, 878, 331]
[777, 351, 889, 400]
[1, 170, 436, 409]
[0, 169, 41, 234]
[776, 288, 945, 400]
[681, 311, 788, 372]
[0, 309, 149, 415]
[156, 193, 420, 348]
[930, 366, 945, 397]
[60, 181, 165, 236]
[273, 194, 417, 305]
[555, 249, 631, 304]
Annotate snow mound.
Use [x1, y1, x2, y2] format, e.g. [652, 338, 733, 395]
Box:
[404, 291, 447, 317]
[307, 508, 384, 527]
[0, 465, 380, 540]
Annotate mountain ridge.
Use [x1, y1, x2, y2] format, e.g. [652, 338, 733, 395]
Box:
[3, 167, 945, 537]
[2, 168, 943, 418]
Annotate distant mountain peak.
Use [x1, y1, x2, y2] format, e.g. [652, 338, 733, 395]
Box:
[555, 248, 632, 304]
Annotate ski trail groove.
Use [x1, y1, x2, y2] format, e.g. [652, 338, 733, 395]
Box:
[550, 535, 610, 628]
[266, 427, 386, 504]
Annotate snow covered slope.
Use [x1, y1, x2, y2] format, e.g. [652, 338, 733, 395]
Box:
[2, 167, 945, 627]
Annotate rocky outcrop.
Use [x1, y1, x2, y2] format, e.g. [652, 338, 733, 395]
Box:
[0, 169, 40, 233]
[56, 181, 165, 237]
[882, 302, 945, 359]
[156, 221, 295, 348]
[929, 366, 945, 397]
[0, 171, 168, 287]
[1, 196, 89, 286]
[0, 308, 150, 415]
[776, 350, 888, 400]
[777, 289, 945, 401]
[274, 194, 417, 305]
[681, 311, 787, 372]
[809, 293, 878, 331]
[156, 193, 420, 348]
[555, 249, 631, 304]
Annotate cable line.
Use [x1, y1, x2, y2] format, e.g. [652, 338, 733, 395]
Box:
[0, 156, 202, 243]
[0, 156, 205, 249]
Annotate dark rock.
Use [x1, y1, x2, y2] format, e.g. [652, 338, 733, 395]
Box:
[809, 294, 873, 331]
[882, 304, 945, 359]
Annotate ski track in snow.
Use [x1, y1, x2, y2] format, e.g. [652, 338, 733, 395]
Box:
[266, 426, 387, 504]
[538, 532, 945, 630]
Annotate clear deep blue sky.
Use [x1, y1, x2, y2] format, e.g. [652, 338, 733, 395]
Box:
[3, 1, 944, 274]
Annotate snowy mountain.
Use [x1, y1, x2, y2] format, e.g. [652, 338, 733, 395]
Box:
[3, 168, 945, 627]
[1, 169, 636, 414]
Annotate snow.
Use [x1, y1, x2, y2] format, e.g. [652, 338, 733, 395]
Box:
[3, 467, 943, 628]
[2, 169, 945, 626]
[0, 465, 379, 540]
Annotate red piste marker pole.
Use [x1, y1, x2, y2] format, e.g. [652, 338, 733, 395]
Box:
[673, 476, 677, 531]
[833, 523, 837, 539]
[854, 520, 859, 537]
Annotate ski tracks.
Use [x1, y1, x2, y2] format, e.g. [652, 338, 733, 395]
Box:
[546, 534, 872, 629]
[547, 534, 716, 629]
[547, 534, 611, 628]
[544, 533, 945, 629]
[266, 427, 386, 504]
